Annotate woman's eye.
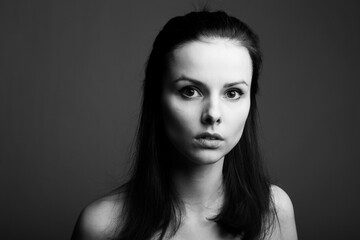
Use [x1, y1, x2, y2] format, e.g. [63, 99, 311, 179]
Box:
[225, 89, 243, 100]
[179, 87, 201, 98]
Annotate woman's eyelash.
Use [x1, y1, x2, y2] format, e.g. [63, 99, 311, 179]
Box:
[179, 86, 202, 98]
[178, 87, 244, 99]
[225, 89, 243, 99]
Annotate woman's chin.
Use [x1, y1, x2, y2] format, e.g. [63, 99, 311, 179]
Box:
[185, 150, 226, 166]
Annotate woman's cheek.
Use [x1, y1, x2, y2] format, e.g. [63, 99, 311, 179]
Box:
[228, 102, 250, 141]
[163, 98, 194, 139]
[171, 102, 198, 134]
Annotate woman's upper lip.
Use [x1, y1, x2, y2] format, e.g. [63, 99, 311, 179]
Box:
[195, 132, 224, 140]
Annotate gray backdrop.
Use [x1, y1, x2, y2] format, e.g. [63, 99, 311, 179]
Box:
[1, 0, 359, 239]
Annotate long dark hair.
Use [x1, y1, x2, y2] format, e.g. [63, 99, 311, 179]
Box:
[115, 10, 275, 240]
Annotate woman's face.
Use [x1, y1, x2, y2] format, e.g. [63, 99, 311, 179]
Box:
[162, 38, 252, 165]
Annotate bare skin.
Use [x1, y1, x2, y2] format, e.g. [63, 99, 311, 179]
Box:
[71, 185, 297, 240]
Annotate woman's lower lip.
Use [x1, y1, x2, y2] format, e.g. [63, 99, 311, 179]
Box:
[194, 138, 223, 149]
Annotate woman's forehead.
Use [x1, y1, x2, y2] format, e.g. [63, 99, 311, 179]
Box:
[167, 39, 253, 87]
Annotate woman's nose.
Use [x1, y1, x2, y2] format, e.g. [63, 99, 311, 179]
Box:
[201, 97, 222, 125]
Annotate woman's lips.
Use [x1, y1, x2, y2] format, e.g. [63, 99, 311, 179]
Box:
[194, 138, 223, 149]
[194, 132, 224, 149]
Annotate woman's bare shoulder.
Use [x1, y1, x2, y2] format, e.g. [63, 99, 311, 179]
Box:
[71, 192, 125, 240]
[266, 185, 298, 240]
[270, 185, 294, 216]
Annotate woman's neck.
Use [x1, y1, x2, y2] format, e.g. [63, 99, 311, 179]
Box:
[171, 155, 225, 217]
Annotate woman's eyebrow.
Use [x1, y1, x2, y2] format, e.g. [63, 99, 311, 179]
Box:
[173, 76, 204, 86]
[224, 81, 248, 88]
[174, 75, 248, 87]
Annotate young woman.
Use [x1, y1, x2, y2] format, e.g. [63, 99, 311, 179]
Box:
[71, 10, 297, 240]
